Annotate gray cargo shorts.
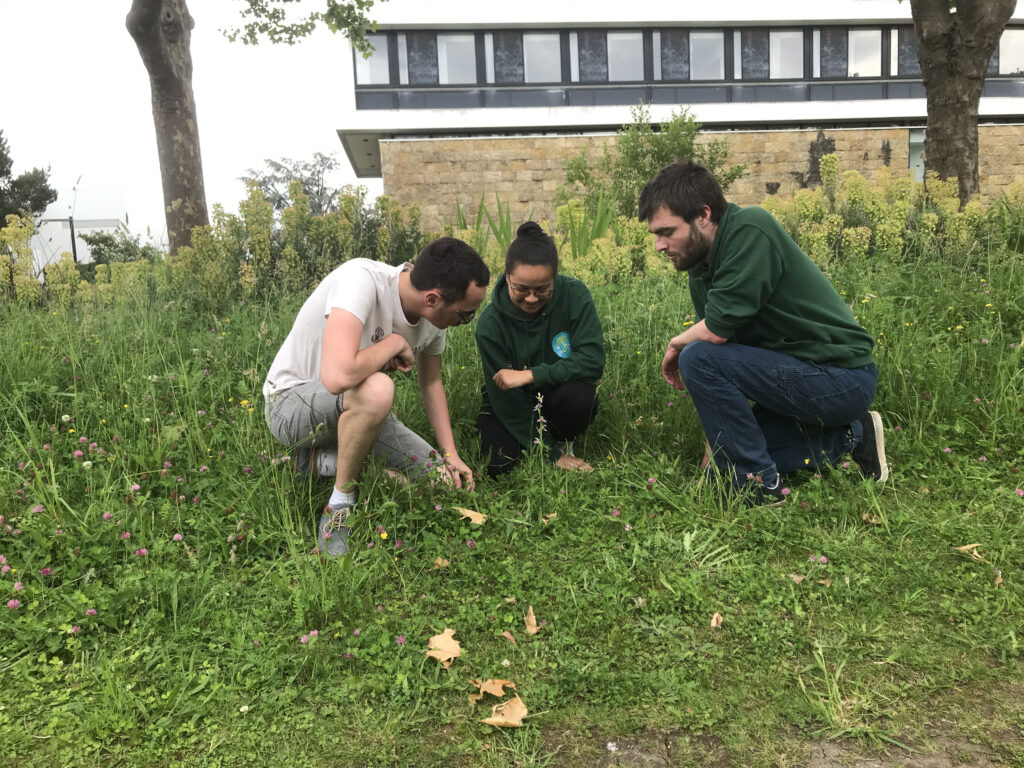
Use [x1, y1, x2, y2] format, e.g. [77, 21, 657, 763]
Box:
[264, 380, 437, 480]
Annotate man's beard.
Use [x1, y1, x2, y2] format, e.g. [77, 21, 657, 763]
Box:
[671, 227, 711, 271]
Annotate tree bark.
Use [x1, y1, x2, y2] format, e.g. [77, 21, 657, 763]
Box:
[127, 0, 209, 253]
[910, 0, 1016, 207]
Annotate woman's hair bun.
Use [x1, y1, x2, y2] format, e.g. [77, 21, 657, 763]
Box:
[516, 221, 544, 238]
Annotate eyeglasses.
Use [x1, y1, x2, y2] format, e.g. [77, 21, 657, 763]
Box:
[508, 282, 554, 299]
[440, 294, 477, 324]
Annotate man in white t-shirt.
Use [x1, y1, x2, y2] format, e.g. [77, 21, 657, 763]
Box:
[263, 237, 490, 555]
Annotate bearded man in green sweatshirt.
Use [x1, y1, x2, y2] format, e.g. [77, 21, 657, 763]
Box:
[639, 160, 888, 505]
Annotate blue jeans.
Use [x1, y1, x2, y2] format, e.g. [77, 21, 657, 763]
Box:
[677, 342, 877, 488]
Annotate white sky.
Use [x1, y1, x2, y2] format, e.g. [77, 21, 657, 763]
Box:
[1, 0, 379, 248]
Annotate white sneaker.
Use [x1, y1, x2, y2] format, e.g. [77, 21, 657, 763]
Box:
[313, 447, 337, 478]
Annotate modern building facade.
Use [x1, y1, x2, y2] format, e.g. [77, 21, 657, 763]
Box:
[335, 1, 1024, 228]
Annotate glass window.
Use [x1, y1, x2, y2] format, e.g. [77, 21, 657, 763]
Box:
[607, 31, 644, 81]
[397, 33, 409, 84]
[524, 33, 561, 82]
[770, 30, 803, 79]
[406, 31, 438, 85]
[734, 30, 745, 79]
[437, 33, 476, 85]
[817, 27, 848, 78]
[999, 28, 1024, 74]
[355, 33, 390, 85]
[492, 31, 524, 83]
[690, 31, 725, 80]
[738, 30, 768, 80]
[848, 29, 881, 77]
[575, 30, 608, 82]
[659, 29, 690, 81]
[653, 31, 662, 80]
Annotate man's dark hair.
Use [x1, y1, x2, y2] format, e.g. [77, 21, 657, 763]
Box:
[505, 221, 558, 276]
[637, 160, 728, 224]
[410, 237, 490, 299]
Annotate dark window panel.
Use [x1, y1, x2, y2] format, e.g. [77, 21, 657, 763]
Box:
[897, 27, 921, 76]
[741, 29, 769, 80]
[661, 29, 690, 81]
[494, 31, 524, 83]
[407, 32, 439, 85]
[578, 30, 608, 82]
[819, 27, 848, 77]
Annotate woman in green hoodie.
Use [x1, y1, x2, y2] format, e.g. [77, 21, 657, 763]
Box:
[475, 221, 605, 477]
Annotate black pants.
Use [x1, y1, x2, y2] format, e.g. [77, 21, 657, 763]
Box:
[476, 380, 598, 478]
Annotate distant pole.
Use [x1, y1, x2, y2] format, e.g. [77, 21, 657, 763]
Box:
[68, 216, 78, 263]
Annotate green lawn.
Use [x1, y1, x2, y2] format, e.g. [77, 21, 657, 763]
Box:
[1, 249, 1022, 767]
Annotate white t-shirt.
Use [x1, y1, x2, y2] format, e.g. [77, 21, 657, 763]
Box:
[263, 259, 446, 398]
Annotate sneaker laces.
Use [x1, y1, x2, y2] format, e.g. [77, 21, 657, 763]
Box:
[321, 504, 349, 534]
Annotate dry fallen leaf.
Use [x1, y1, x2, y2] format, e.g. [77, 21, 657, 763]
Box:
[501, 630, 517, 646]
[955, 543, 992, 564]
[480, 694, 528, 728]
[710, 612, 723, 629]
[542, 512, 557, 525]
[425, 628, 462, 669]
[468, 678, 516, 704]
[525, 605, 539, 635]
[818, 579, 832, 588]
[454, 507, 487, 525]
[994, 573, 1004, 588]
[862, 512, 883, 525]
[786, 573, 806, 584]
[503, 597, 517, 604]
[432, 557, 450, 570]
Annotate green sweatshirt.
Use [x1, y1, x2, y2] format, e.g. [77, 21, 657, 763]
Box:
[475, 273, 605, 456]
[689, 204, 875, 368]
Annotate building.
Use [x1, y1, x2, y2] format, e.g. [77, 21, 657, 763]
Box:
[335, 0, 1024, 229]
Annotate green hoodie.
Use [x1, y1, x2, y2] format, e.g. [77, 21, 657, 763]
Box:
[689, 204, 875, 368]
[475, 273, 605, 456]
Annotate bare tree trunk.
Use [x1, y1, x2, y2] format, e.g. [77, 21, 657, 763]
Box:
[127, 0, 209, 253]
[910, 0, 1016, 207]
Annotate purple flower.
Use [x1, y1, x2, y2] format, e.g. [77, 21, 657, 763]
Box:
[163, 461, 172, 469]
[242, 466, 253, 475]
[131, 483, 140, 492]
[173, 533, 183, 542]
[466, 539, 476, 549]
[73, 450, 84, 459]
[134, 548, 148, 557]
[300, 635, 309, 644]
[819, 555, 828, 564]
[78, 436, 87, 444]
[982, 338, 990, 344]
[252, 639, 259, 646]
[32, 505, 44, 513]
[647, 477, 657, 485]
[396, 635, 406, 646]
[624, 524, 633, 531]
[199, 465, 208, 473]
[42, 444, 50, 451]
[13, 581, 23, 591]
[781, 487, 791, 496]
[611, 508, 621, 517]
[7, 599, 20, 610]
[943, 447, 952, 454]
[69, 625, 80, 634]
[353, 628, 361, 637]
[39, 567, 51, 576]
[85, 608, 97, 616]
[103, 512, 113, 520]
[310, 629, 318, 637]
[979, 456, 987, 462]
[121, 531, 131, 540]
[1016, 488, 1023, 498]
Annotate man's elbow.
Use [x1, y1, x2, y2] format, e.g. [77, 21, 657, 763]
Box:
[320, 369, 352, 395]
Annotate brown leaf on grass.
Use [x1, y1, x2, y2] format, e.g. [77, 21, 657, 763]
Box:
[818, 579, 832, 587]
[542, 512, 557, 525]
[994, 573, 1004, 588]
[710, 612, 723, 629]
[480, 694, 528, 728]
[432, 557, 450, 570]
[468, 678, 516, 704]
[918, 487, 931, 494]
[786, 573, 806, 584]
[955, 543, 992, 564]
[454, 507, 487, 525]
[425, 628, 462, 669]
[501, 630, 517, 646]
[862, 512, 883, 525]
[503, 597, 517, 604]
[525, 605, 539, 635]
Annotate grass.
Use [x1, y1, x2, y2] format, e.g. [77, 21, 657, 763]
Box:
[0, 246, 1022, 767]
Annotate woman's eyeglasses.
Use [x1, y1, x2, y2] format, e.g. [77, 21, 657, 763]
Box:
[509, 282, 554, 299]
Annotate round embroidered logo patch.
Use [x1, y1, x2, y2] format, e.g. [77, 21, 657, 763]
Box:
[552, 331, 572, 359]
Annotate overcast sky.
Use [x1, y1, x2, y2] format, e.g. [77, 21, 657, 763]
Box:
[2, 0, 379, 247]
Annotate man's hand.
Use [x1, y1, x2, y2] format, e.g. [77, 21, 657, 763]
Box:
[555, 452, 593, 472]
[661, 341, 684, 390]
[493, 368, 533, 391]
[440, 453, 475, 492]
[381, 350, 414, 373]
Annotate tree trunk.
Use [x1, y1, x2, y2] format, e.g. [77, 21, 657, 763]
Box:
[910, 0, 1016, 207]
[127, 0, 209, 253]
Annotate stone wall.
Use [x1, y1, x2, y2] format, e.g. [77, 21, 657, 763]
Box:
[380, 124, 1024, 231]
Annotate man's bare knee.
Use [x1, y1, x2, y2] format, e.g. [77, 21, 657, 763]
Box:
[341, 372, 394, 424]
